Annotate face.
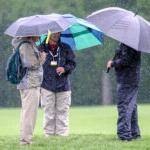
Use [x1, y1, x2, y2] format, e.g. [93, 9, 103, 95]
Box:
[50, 32, 60, 43]
[32, 36, 39, 42]
[33, 36, 39, 42]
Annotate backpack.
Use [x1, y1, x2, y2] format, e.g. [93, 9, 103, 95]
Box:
[6, 41, 30, 84]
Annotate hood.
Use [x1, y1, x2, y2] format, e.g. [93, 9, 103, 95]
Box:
[11, 37, 29, 48]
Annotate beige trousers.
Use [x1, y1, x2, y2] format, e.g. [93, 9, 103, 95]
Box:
[41, 88, 71, 136]
[19, 87, 40, 144]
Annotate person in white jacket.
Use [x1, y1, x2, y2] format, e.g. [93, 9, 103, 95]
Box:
[12, 36, 46, 145]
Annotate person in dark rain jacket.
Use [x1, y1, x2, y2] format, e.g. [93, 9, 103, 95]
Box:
[39, 32, 76, 137]
[107, 43, 141, 141]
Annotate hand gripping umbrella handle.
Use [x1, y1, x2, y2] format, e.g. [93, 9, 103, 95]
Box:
[106, 67, 110, 73]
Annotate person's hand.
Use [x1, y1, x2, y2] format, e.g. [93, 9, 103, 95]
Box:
[107, 60, 113, 69]
[39, 51, 47, 61]
[56, 67, 65, 75]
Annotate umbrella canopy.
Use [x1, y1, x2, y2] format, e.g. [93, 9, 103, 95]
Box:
[4, 14, 72, 37]
[87, 7, 150, 53]
[61, 14, 103, 50]
[37, 14, 103, 50]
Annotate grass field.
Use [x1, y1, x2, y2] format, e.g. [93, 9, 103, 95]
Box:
[0, 105, 150, 150]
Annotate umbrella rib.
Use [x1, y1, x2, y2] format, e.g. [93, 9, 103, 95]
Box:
[88, 28, 103, 42]
[61, 30, 91, 38]
[137, 17, 142, 51]
[105, 13, 134, 34]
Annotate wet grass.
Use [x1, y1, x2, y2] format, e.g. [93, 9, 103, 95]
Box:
[0, 105, 150, 150]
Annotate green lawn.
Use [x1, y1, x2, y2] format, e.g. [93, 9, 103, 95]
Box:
[0, 105, 150, 150]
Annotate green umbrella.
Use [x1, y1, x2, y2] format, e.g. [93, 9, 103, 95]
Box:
[37, 14, 103, 50]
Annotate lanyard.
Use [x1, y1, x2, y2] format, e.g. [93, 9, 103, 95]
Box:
[49, 47, 61, 65]
[49, 47, 59, 60]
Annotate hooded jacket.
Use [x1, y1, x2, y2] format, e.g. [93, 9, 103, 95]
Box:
[12, 37, 44, 89]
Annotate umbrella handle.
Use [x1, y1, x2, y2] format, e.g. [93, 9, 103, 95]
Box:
[106, 67, 110, 73]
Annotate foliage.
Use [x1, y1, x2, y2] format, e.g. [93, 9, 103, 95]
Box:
[0, 0, 150, 106]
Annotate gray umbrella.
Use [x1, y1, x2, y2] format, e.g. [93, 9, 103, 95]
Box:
[4, 14, 71, 37]
[87, 7, 150, 53]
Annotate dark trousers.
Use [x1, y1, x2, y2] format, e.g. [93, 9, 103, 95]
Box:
[117, 83, 140, 139]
